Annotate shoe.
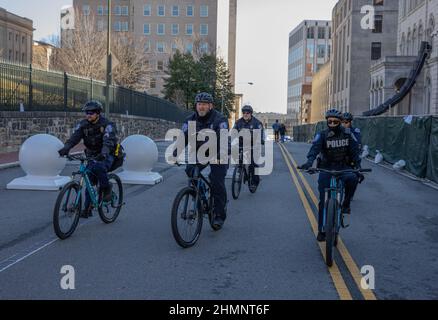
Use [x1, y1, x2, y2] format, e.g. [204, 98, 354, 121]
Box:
[317, 232, 326, 242]
[341, 206, 351, 215]
[101, 185, 113, 202]
[212, 217, 225, 231]
[341, 206, 351, 228]
[80, 206, 93, 219]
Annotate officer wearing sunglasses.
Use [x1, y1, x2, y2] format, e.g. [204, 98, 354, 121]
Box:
[58, 100, 118, 218]
[298, 109, 360, 242]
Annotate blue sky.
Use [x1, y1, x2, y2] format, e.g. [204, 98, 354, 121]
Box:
[0, 0, 338, 114]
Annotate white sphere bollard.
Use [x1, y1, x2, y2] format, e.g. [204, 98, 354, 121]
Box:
[7, 134, 71, 191]
[117, 135, 163, 185]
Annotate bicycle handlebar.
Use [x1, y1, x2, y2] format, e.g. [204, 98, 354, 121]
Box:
[64, 154, 99, 162]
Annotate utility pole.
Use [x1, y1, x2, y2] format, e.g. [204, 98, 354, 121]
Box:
[105, 0, 112, 115]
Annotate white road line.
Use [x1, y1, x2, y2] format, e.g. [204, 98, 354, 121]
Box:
[0, 238, 58, 273]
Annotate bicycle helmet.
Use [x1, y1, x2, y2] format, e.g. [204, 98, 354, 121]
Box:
[195, 92, 214, 104]
[325, 109, 342, 119]
[82, 100, 103, 113]
[342, 112, 354, 121]
[242, 105, 253, 114]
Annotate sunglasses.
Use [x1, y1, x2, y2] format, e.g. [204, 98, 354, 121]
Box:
[85, 111, 97, 115]
[342, 120, 351, 124]
[327, 120, 341, 125]
[243, 112, 252, 115]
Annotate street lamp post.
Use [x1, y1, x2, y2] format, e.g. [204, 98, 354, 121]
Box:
[105, 0, 112, 116]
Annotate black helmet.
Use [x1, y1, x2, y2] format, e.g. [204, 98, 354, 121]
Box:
[82, 100, 103, 113]
[195, 92, 214, 104]
[242, 105, 253, 114]
[342, 112, 354, 121]
[325, 109, 342, 119]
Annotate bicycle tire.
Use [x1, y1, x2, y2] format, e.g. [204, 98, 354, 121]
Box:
[231, 166, 243, 199]
[325, 198, 337, 267]
[98, 173, 124, 224]
[53, 181, 82, 240]
[171, 187, 203, 248]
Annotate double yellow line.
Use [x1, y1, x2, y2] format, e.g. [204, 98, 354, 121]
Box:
[278, 142, 377, 301]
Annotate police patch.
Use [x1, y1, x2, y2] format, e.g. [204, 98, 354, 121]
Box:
[182, 123, 188, 132]
[355, 128, 361, 133]
[219, 122, 228, 129]
[105, 125, 113, 133]
[313, 134, 321, 143]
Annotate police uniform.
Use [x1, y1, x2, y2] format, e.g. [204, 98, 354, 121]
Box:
[306, 126, 360, 232]
[63, 117, 118, 206]
[181, 109, 229, 222]
[233, 116, 264, 185]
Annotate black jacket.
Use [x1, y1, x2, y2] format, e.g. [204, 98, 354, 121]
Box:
[64, 116, 118, 157]
[233, 116, 265, 146]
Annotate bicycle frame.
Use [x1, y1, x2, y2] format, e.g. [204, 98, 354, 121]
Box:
[322, 176, 344, 233]
[65, 160, 100, 210]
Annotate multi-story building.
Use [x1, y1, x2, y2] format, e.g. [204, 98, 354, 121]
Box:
[287, 20, 332, 124]
[32, 40, 56, 70]
[0, 7, 33, 64]
[370, 0, 437, 115]
[330, 0, 399, 116]
[310, 61, 331, 123]
[71, 0, 218, 97]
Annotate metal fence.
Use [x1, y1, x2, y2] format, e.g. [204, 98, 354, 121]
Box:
[0, 60, 190, 122]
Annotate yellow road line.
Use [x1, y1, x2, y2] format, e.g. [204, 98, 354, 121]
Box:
[280, 143, 377, 300]
[278, 143, 353, 300]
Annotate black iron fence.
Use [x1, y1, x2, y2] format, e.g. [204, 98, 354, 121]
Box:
[0, 60, 190, 123]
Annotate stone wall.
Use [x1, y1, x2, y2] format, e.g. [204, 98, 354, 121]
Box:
[0, 111, 183, 153]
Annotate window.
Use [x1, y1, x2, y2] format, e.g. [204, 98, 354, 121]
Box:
[200, 24, 208, 36]
[158, 5, 165, 16]
[172, 5, 179, 16]
[200, 42, 209, 54]
[156, 42, 165, 53]
[121, 21, 129, 32]
[187, 5, 194, 16]
[22, 36, 25, 44]
[371, 42, 382, 60]
[186, 24, 193, 35]
[373, 0, 384, 5]
[157, 23, 165, 35]
[143, 23, 151, 35]
[318, 27, 325, 39]
[144, 41, 151, 53]
[114, 21, 121, 32]
[15, 34, 18, 42]
[200, 5, 208, 17]
[373, 15, 383, 33]
[82, 5, 90, 15]
[114, 6, 121, 15]
[150, 78, 156, 89]
[346, 45, 349, 62]
[172, 24, 179, 35]
[186, 43, 193, 54]
[144, 5, 151, 16]
[121, 6, 129, 16]
[21, 52, 25, 63]
[8, 32, 11, 41]
[157, 60, 164, 71]
[172, 42, 178, 53]
[8, 50, 12, 60]
[317, 45, 326, 58]
[97, 6, 104, 15]
[307, 27, 314, 39]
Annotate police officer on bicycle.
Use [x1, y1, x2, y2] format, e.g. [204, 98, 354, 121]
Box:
[233, 105, 265, 188]
[58, 100, 118, 218]
[174, 92, 229, 230]
[298, 109, 360, 242]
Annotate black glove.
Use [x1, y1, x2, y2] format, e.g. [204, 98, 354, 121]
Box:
[297, 162, 312, 170]
[58, 147, 70, 157]
[357, 173, 365, 184]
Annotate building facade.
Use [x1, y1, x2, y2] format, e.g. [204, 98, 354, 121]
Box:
[330, 0, 399, 116]
[370, 0, 437, 115]
[310, 61, 331, 123]
[71, 0, 218, 97]
[287, 20, 332, 124]
[0, 7, 33, 64]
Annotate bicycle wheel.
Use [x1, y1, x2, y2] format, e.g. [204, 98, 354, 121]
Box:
[325, 198, 337, 267]
[171, 187, 203, 248]
[53, 181, 82, 239]
[98, 173, 124, 224]
[231, 166, 243, 199]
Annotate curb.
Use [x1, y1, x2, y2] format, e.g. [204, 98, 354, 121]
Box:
[0, 162, 20, 170]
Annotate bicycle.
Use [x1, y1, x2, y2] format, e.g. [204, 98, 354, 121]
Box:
[303, 167, 372, 267]
[171, 163, 217, 248]
[53, 154, 124, 240]
[231, 149, 258, 200]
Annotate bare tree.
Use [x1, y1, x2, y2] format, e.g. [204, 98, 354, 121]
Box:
[111, 33, 152, 90]
[52, 13, 105, 79]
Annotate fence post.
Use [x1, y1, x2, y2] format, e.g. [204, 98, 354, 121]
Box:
[90, 78, 93, 99]
[63, 72, 68, 111]
[28, 64, 33, 109]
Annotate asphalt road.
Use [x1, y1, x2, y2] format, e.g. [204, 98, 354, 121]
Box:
[0, 141, 437, 300]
